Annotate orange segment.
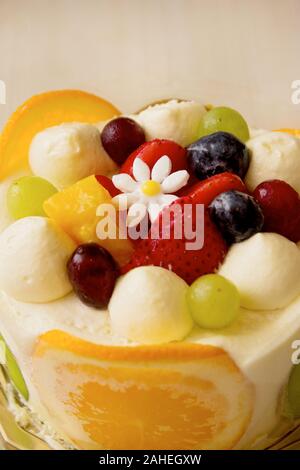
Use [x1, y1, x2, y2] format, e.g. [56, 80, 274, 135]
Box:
[275, 129, 300, 138]
[0, 90, 120, 180]
[33, 330, 254, 450]
[43, 175, 133, 265]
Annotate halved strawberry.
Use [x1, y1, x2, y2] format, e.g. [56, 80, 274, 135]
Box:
[122, 197, 227, 284]
[182, 172, 247, 205]
[120, 139, 187, 177]
[96, 175, 121, 197]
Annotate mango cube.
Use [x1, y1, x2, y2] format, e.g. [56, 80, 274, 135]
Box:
[43, 175, 133, 265]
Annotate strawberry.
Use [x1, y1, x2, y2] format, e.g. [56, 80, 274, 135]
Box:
[182, 172, 247, 205]
[122, 197, 227, 284]
[96, 175, 121, 197]
[120, 139, 187, 178]
[253, 179, 300, 243]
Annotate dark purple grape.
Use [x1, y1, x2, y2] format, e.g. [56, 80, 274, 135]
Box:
[67, 243, 119, 308]
[209, 190, 264, 243]
[101, 117, 146, 165]
[187, 131, 249, 181]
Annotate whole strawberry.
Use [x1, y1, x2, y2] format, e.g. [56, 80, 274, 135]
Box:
[253, 179, 300, 243]
[122, 197, 227, 284]
[120, 139, 187, 178]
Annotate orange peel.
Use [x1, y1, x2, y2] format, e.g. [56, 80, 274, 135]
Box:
[275, 129, 300, 138]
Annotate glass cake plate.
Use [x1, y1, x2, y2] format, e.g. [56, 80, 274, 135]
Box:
[1, 364, 300, 451]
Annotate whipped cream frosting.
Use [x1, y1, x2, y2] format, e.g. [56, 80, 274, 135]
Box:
[246, 131, 300, 192]
[29, 123, 116, 189]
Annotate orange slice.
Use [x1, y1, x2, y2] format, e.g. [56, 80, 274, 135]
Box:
[275, 129, 300, 138]
[33, 330, 254, 450]
[0, 90, 120, 180]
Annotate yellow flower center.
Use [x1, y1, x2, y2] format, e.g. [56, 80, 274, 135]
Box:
[141, 180, 161, 196]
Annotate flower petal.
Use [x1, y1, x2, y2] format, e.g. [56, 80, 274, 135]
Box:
[127, 203, 147, 227]
[151, 155, 172, 182]
[159, 194, 178, 208]
[112, 192, 139, 209]
[161, 170, 189, 193]
[133, 158, 150, 182]
[148, 203, 163, 223]
[112, 174, 137, 193]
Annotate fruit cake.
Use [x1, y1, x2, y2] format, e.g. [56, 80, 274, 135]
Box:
[0, 91, 300, 450]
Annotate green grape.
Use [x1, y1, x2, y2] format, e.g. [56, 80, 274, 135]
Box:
[7, 176, 57, 219]
[0, 334, 29, 400]
[198, 106, 250, 143]
[284, 364, 300, 419]
[187, 274, 240, 329]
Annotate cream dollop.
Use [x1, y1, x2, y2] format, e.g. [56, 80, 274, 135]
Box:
[109, 266, 193, 344]
[246, 131, 300, 192]
[131, 100, 206, 147]
[29, 123, 116, 189]
[0, 217, 75, 303]
[219, 233, 300, 310]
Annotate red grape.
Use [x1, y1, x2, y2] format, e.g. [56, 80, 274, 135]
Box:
[101, 117, 145, 165]
[253, 179, 300, 242]
[67, 243, 119, 308]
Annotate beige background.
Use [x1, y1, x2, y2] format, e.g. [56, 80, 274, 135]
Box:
[0, 0, 299, 129]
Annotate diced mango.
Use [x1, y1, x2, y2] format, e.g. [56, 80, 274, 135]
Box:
[43, 176, 133, 265]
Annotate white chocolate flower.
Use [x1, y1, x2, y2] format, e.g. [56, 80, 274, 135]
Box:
[112, 156, 189, 227]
